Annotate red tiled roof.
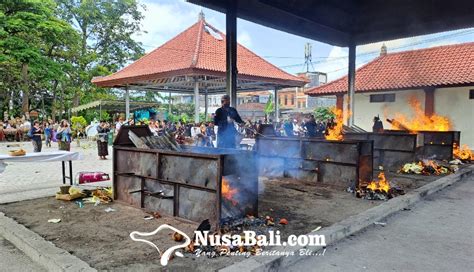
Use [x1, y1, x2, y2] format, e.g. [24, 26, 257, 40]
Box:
[92, 18, 306, 87]
[306, 42, 474, 96]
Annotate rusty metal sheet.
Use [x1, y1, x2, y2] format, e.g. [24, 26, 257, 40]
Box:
[159, 155, 218, 189]
[318, 163, 357, 188]
[143, 179, 174, 215]
[258, 156, 285, 176]
[178, 187, 217, 226]
[376, 150, 415, 171]
[422, 131, 455, 145]
[422, 145, 453, 160]
[116, 150, 158, 177]
[372, 134, 415, 151]
[257, 138, 301, 158]
[302, 141, 359, 163]
[115, 175, 141, 207]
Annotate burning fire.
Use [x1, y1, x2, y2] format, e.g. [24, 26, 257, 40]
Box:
[221, 177, 238, 206]
[453, 143, 474, 161]
[388, 96, 451, 132]
[366, 172, 390, 193]
[325, 107, 350, 141]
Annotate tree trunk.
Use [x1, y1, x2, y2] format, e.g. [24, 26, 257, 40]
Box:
[59, 85, 65, 121]
[51, 80, 59, 122]
[21, 63, 29, 115]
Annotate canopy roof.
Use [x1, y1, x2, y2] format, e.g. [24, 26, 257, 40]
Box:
[306, 42, 474, 96]
[189, 0, 474, 47]
[71, 100, 159, 113]
[92, 16, 306, 94]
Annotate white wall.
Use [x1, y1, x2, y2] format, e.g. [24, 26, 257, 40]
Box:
[349, 89, 426, 131]
[341, 86, 474, 147]
[435, 86, 474, 147]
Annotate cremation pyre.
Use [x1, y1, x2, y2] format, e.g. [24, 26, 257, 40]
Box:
[113, 126, 258, 228]
[255, 136, 373, 189]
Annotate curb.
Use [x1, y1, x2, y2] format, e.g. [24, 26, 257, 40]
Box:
[0, 212, 96, 272]
[220, 165, 474, 272]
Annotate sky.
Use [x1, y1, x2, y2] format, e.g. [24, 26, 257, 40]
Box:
[133, 0, 474, 82]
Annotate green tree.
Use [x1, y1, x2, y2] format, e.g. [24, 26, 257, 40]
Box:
[56, 0, 145, 107]
[0, 0, 80, 121]
[314, 107, 335, 121]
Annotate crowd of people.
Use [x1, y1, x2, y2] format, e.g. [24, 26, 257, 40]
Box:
[0, 119, 73, 153]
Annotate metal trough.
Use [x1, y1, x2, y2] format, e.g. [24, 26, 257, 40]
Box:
[385, 130, 460, 160]
[344, 132, 417, 171]
[113, 126, 258, 227]
[255, 136, 373, 189]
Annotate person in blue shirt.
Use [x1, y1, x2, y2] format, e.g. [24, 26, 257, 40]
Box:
[214, 95, 244, 148]
[44, 121, 52, 147]
[30, 121, 43, 152]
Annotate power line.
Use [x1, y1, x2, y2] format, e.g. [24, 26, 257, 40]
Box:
[278, 29, 474, 69]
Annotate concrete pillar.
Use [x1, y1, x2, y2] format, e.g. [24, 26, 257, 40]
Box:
[226, 1, 238, 107]
[347, 43, 356, 126]
[125, 86, 130, 121]
[204, 88, 208, 121]
[168, 91, 172, 117]
[274, 87, 279, 122]
[194, 79, 200, 123]
[424, 87, 435, 117]
[336, 94, 344, 112]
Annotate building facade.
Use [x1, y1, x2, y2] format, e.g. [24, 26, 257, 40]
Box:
[306, 43, 474, 147]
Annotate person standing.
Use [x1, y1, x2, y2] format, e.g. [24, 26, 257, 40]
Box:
[96, 120, 110, 160]
[283, 119, 294, 137]
[44, 121, 52, 147]
[304, 115, 317, 137]
[30, 121, 43, 152]
[214, 95, 244, 148]
[57, 120, 72, 151]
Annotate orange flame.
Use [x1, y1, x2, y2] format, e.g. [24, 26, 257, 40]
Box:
[325, 107, 350, 141]
[389, 96, 451, 132]
[453, 143, 473, 161]
[366, 172, 390, 193]
[221, 177, 238, 206]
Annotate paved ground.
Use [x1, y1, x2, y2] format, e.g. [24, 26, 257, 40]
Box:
[290, 175, 474, 272]
[0, 140, 112, 202]
[0, 236, 46, 272]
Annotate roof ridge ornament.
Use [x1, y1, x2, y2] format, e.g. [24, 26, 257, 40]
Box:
[198, 10, 205, 21]
[380, 43, 387, 56]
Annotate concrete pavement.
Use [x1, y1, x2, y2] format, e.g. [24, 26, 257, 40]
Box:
[290, 175, 474, 272]
[0, 236, 46, 272]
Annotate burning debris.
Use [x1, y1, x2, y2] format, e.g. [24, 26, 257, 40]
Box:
[357, 172, 404, 200]
[453, 143, 474, 161]
[400, 160, 451, 175]
[386, 96, 451, 132]
[221, 177, 239, 206]
[325, 107, 349, 141]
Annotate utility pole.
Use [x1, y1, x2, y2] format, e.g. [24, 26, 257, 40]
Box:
[304, 43, 314, 73]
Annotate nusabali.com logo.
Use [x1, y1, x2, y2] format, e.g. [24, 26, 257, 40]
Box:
[130, 224, 326, 266]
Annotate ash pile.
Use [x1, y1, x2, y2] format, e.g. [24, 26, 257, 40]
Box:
[179, 215, 289, 258]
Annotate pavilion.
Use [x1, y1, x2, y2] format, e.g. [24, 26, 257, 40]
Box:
[91, 12, 307, 122]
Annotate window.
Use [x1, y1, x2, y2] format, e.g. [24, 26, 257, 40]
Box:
[291, 95, 295, 106]
[370, 93, 395, 103]
[284, 95, 288, 105]
[470, 89, 474, 99]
